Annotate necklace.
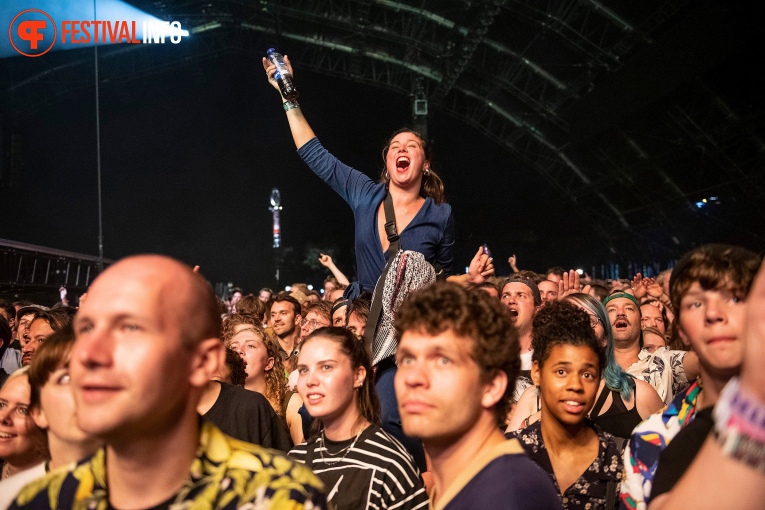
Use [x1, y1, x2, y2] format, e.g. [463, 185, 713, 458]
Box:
[318, 430, 363, 466]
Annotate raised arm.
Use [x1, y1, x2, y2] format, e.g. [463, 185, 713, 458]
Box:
[318, 254, 351, 287]
[262, 55, 316, 150]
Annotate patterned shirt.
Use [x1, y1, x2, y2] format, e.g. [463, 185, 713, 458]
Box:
[619, 381, 701, 510]
[626, 347, 688, 404]
[514, 421, 623, 510]
[10, 421, 327, 510]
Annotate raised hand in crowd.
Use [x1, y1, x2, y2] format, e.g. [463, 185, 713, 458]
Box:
[466, 246, 495, 285]
[318, 253, 350, 287]
[556, 269, 592, 300]
[631, 273, 647, 299]
[508, 254, 519, 273]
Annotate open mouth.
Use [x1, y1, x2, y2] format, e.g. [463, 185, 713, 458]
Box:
[562, 400, 586, 413]
[306, 393, 324, 404]
[396, 156, 410, 170]
[614, 320, 629, 328]
[508, 309, 519, 319]
[0, 432, 18, 439]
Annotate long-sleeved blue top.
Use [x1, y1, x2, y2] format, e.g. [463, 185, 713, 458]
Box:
[298, 137, 455, 295]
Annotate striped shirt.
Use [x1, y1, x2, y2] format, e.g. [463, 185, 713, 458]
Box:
[289, 424, 429, 510]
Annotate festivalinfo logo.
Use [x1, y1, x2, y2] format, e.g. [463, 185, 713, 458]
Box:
[8, 9, 187, 57]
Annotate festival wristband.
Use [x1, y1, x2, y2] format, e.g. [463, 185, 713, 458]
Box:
[283, 100, 300, 112]
[714, 377, 765, 474]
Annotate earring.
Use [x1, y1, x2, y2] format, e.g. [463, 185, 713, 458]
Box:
[424, 168, 431, 176]
[385, 171, 389, 179]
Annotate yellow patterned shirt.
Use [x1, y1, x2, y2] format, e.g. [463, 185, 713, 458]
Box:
[11, 421, 326, 510]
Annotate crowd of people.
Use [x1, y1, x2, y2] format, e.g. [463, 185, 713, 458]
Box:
[0, 243, 762, 509]
[0, 55, 761, 510]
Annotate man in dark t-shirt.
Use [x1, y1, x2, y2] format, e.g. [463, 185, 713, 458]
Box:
[394, 282, 562, 510]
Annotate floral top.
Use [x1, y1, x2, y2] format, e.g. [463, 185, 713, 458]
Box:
[513, 421, 623, 510]
[626, 347, 688, 405]
[10, 421, 327, 510]
[619, 381, 701, 510]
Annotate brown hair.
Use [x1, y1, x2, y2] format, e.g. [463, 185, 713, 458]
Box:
[670, 244, 761, 319]
[272, 294, 302, 318]
[223, 315, 287, 414]
[300, 327, 380, 436]
[324, 275, 347, 290]
[394, 282, 520, 427]
[641, 327, 667, 349]
[235, 295, 265, 322]
[29, 308, 76, 335]
[346, 292, 372, 325]
[28, 325, 76, 410]
[380, 128, 445, 204]
[302, 301, 332, 323]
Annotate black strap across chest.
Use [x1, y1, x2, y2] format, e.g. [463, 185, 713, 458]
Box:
[363, 193, 400, 353]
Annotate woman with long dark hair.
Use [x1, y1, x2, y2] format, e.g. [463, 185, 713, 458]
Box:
[289, 327, 427, 510]
[262, 56, 493, 300]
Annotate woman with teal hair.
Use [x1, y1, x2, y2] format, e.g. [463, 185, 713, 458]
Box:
[507, 293, 664, 438]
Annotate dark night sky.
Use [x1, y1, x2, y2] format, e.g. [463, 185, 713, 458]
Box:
[2, 49, 575, 293]
[2, 1, 763, 296]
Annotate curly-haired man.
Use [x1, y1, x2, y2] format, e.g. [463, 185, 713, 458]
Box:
[394, 282, 562, 510]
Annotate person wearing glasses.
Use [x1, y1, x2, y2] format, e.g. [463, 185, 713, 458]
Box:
[507, 293, 663, 439]
[300, 302, 332, 341]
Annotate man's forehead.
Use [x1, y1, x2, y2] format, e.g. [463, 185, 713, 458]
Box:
[606, 297, 637, 308]
[79, 267, 174, 321]
[641, 305, 661, 316]
[231, 329, 263, 342]
[502, 282, 532, 294]
[538, 281, 557, 292]
[29, 318, 53, 330]
[399, 328, 473, 354]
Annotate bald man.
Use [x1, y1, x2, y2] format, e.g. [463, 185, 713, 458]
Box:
[11, 255, 326, 510]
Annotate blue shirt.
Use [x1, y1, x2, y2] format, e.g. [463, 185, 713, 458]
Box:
[298, 138, 455, 294]
[435, 439, 563, 510]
